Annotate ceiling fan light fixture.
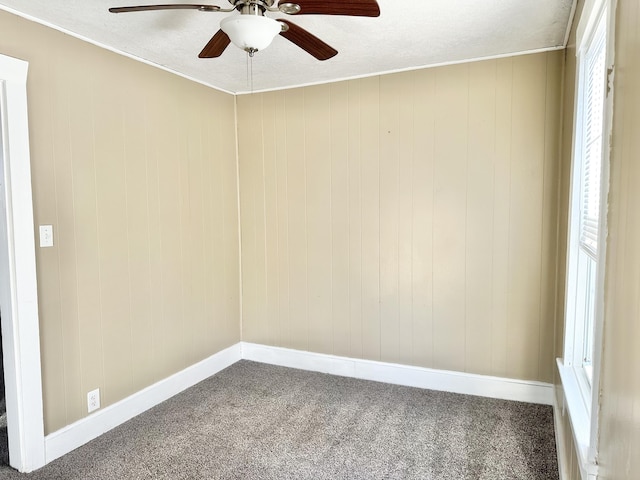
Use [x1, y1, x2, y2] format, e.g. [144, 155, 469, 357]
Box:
[220, 15, 281, 54]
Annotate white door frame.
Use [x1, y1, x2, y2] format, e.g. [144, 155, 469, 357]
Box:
[0, 53, 45, 472]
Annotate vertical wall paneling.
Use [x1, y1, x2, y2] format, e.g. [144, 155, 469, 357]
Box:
[305, 85, 333, 355]
[210, 85, 239, 354]
[262, 92, 280, 346]
[201, 92, 215, 355]
[432, 64, 468, 373]
[411, 69, 435, 368]
[48, 44, 83, 424]
[252, 94, 269, 347]
[73, 44, 108, 426]
[379, 74, 401, 363]
[50, 42, 83, 426]
[67, 45, 106, 429]
[122, 63, 154, 389]
[176, 79, 193, 370]
[506, 54, 547, 380]
[491, 58, 513, 378]
[27, 40, 66, 432]
[347, 80, 364, 359]
[274, 91, 291, 349]
[160, 77, 187, 377]
[465, 61, 496, 376]
[539, 52, 563, 383]
[205, 93, 219, 350]
[555, 47, 573, 362]
[330, 82, 351, 358]
[238, 51, 563, 382]
[143, 73, 164, 386]
[186, 83, 206, 364]
[284, 89, 309, 351]
[238, 96, 260, 344]
[92, 54, 135, 405]
[0, 9, 240, 433]
[359, 77, 381, 361]
[397, 74, 415, 367]
[205, 92, 221, 353]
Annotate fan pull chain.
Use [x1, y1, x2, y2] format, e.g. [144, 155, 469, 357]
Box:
[245, 51, 254, 93]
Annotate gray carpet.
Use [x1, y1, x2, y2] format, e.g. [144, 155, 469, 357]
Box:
[0, 360, 558, 479]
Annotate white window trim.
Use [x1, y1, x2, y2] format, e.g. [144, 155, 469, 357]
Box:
[559, 0, 616, 478]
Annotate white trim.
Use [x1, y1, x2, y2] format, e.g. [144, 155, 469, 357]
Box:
[44, 343, 242, 464]
[563, 0, 579, 47]
[577, 0, 608, 52]
[0, 6, 234, 96]
[41, 341, 558, 467]
[0, 53, 46, 472]
[588, 0, 616, 461]
[0, 5, 567, 97]
[557, 360, 590, 467]
[553, 388, 570, 480]
[561, 0, 615, 474]
[235, 46, 566, 95]
[556, 360, 599, 480]
[241, 343, 554, 405]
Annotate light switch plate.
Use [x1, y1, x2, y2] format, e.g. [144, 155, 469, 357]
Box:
[39, 225, 53, 247]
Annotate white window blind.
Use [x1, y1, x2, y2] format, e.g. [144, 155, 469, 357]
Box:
[579, 21, 607, 260]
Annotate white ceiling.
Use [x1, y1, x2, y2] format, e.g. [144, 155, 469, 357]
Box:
[0, 0, 575, 94]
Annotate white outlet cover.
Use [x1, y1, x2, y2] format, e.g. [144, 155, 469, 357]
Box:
[87, 388, 100, 413]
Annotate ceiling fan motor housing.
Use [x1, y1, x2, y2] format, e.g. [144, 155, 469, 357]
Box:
[229, 0, 301, 15]
[228, 0, 275, 13]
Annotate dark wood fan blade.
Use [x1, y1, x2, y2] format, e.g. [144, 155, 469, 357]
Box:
[278, 20, 337, 61]
[290, 0, 380, 17]
[198, 30, 231, 58]
[109, 4, 220, 13]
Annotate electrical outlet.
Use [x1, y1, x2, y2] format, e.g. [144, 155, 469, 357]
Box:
[87, 388, 100, 413]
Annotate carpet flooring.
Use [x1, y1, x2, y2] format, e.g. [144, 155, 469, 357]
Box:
[0, 360, 558, 479]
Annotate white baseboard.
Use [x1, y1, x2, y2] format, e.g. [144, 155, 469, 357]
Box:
[241, 342, 554, 405]
[42, 341, 555, 467]
[44, 343, 242, 464]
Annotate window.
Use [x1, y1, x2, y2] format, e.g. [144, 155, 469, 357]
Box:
[558, 1, 611, 478]
[565, 1, 607, 392]
[576, 14, 607, 385]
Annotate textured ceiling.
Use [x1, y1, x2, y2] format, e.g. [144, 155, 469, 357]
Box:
[0, 0, 575, 94]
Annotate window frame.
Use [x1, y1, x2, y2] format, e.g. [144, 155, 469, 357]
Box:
[559, 0, 615, 478]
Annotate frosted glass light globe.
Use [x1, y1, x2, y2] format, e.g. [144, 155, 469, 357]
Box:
[220, 15, 281, 53]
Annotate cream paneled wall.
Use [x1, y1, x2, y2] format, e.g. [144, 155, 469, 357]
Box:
[237, 51, 563, 383]
[0, 11, 240, 434]
[598, 0, 640, 477]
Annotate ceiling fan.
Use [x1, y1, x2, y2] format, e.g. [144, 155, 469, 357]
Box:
[109, 0, 381, 61]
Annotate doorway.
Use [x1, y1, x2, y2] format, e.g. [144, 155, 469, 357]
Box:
[0, 322, 6, 465]
[0, 52, 45, 472]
